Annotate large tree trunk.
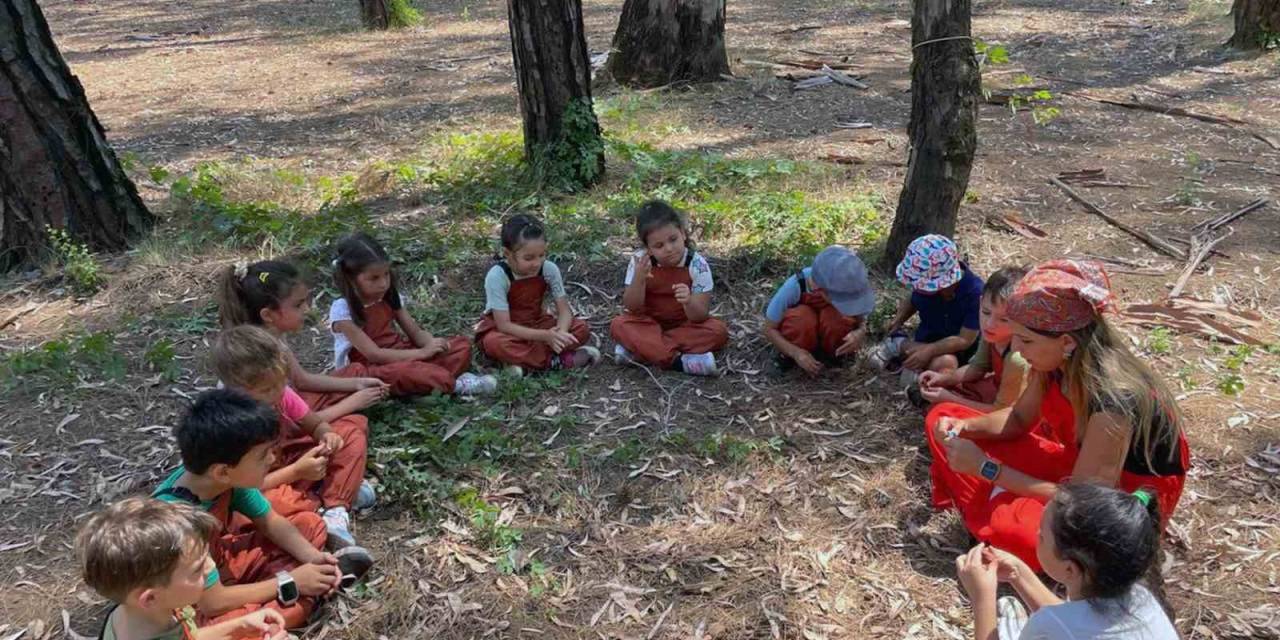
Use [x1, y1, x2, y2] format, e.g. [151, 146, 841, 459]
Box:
[1228, 0, 1280, 49]
[507, 0, 605, 190]
[880, 0, 979, 271]
[0, 0, 152, 271]
[607, 0, 730, 88]
[360, 0, 390, 29]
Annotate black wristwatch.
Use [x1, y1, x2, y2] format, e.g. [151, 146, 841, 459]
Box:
[979, 459, 1001, 482]
[276, 571, 299, 606]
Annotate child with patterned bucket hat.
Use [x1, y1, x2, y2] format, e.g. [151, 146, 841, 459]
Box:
[873, 235, 984, 386]
[762, 245, 876, 376]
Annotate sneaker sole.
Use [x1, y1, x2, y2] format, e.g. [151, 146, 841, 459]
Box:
[335, 546, 375, 589]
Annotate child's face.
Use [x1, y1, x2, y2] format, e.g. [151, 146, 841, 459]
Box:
[505, 239, 547, 278]
[262, 283, 311, 333]
[1010, 321, 1075, 372]
[222, 441, 277, 489]
[136, 547, 214, 612]
[979, 294, 1012, 344]
[243, 374, 287, 408]
[354, 263, 392, 304]
[1036, 502, 1076, 587]
[643, 224, 686, 267]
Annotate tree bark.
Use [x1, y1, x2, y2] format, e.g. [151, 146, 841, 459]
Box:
[607, 0, 730, 88]
[507, 0, 605, 190]
[1229, 0, 1280, 49]
[360, 0, 390, 29]
[880, 0, 979, 271]
[1, 0, 152, 271]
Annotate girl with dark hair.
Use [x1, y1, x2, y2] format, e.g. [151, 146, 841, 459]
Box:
[956, 484, 1177, 640]
[610, 200, 728, 376]
[474, 214, 599, 375]
[329, 233, 497, 397]
[925, 260, 1189, 571]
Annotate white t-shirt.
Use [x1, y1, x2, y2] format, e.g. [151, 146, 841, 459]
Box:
[484, 260, 567, 314]
[622, 249, 714, 293]
[1019, 586, 1178, 640]
[327, 294, 406, 369]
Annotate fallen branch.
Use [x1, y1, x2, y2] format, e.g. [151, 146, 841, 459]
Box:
[0, 302, 40, 332]
[822, 65, 868, 89]
[1191, 198, 1268, 234]
[1072, 93, 1279, 151]
[1049, 177, 1186, 259]
[773, 24, 822, 35]
[1169, 230, 1233, 299]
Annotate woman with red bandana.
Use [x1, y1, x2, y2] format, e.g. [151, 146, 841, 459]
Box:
[923, 260, 1190, 570]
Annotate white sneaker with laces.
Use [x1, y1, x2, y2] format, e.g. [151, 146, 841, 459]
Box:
[323, 506, 355, 549]
[680, 352, 718, 377]
[354, 480, 377, 511]
[613, 344, 634, 364]
[454, 372, 498, 396]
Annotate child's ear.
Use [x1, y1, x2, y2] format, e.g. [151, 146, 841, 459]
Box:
[207, 463, 233, 483]
[259, 307, 278, 325]
[135, 586, 159, 609]
[1060, 334, 1078, 353]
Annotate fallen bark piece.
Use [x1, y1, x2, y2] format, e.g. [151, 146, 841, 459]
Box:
[987, 212, 1048, 239]
[821, 65, 868, 89]
[1122, 298, 1268, 346]
[1168, 230, 1233, 299]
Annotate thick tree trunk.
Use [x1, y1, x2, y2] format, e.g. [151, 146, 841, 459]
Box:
[880, 0, 979, 271]
[0, 0, 152, 271]
[1229, 0, 1280, 49]
[507, 0, 605, 190]
[361, 0, 390, 29]
[607, 0, 730, 88]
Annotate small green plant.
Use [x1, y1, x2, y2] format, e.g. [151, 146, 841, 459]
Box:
[695, 432, 784, 464]
[1175, 365, 1196, 390]
[1223, 344, 1254, 371]
[1173, 178, 1203, 207]
[963, 189, 980, 204]
[45, 227, 104, 295]
[76, 332, 127, 381]
[1217, 372, 1245, 397]
[387, 0, 423, 27]
[144, 337, 181, 381]
[454, 488, 522, 552]
[974, 39, 1009, 69]
[1007, 89, 1061, 125]
[1146, 327, 1173, 355]
[148, 165, 171, 184]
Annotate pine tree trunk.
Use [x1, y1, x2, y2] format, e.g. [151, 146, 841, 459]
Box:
[0, 0, 152, 271]
[607, 0, 730, 88]
[880, 0, 979, 271]
[361, 0, 390, 29]
[507, 0, 605, 190]
[1229, 0, 1280, 49]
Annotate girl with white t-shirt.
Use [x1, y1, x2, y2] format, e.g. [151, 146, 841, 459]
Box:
[956, 483, 1178, 640]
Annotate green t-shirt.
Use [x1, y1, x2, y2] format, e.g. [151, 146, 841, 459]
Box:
[968, 336, 1031, 408]
[100, 605, 197, 640]
[152, 467, 271, 587]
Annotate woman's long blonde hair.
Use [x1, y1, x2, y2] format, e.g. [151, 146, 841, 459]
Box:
[1060, 316, 1183, 470]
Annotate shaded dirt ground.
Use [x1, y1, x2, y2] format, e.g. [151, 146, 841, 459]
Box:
[2, 0, 1279, 638]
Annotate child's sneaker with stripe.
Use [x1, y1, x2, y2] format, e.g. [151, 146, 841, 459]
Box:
[680, 352, 718, 377]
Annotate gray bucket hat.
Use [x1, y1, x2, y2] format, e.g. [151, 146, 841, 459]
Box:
[811, 245, 875, 317]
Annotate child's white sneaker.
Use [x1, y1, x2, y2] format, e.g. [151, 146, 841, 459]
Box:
[557, 345, 601, 369]
[680, 352, 718, 377]
[504, 365, 525, 378]
[354, 480, 377, 511]
[613, 344, 634, 364]
[323, 506, 356, 549]
[454, 372, 499, 396]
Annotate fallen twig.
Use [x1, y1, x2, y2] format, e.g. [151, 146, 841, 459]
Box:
[773, 24, 822, 35]
[1169, 230, 1233, 299]
[1049, 177, 1186, 259]
[1071, 93, 1280, 151]
[1191, 198, 1268, 234]
[0, 302, 41, 332]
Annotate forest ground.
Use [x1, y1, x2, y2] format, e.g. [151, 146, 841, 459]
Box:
[2, 0, 1279, 638]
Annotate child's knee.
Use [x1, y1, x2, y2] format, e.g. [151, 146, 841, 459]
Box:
[929, 354, 958, 372]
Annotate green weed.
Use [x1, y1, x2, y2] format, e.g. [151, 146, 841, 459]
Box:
[1146, 327, 1173, 355]
[46, 227, 104, 295]
[1, 332, 129, 388]
[387, 0, 423, 27]
[1217, 373, 1245, 397]
[144, 337, 181, 381]
[695, 432, 784, 464]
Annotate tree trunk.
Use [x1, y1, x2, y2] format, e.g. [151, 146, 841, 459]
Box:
[607, 0, 730, 88]
[507, 0, 605, 190]
[1228, 0, 1280, 49]
[0, 0, 152, 271]
[361, 0, 390, 29]
[879, 0, 979, 271]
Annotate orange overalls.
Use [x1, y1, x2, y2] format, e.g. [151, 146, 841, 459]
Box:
[158, 488, 327, 630]
[342, 300, 471, 396]
[777, 271, 857, 357]
[610, 254, 729, 368]
[266, 411, 367, 513]
[952, 341, 1007, 404]
[924, 378, 1190, 571]
[474, 263, 591, 370]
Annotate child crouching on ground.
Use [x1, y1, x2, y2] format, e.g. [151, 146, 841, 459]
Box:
[77, 497, 288, 640]
[152, 389, 372, 630]
[762, 245, 875, 376]
[213, 326, 369, 548]
[919, 265, 1030, 411]
[874, 234, 983, 387]
[474, 214, 599, 376]
[610, 200, 728, 376]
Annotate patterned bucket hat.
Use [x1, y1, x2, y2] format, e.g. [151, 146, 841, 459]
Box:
[895, 234, 963, 293]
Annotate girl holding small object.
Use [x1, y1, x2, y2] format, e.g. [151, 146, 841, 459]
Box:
[474, 214, 599, 376]
[610, 200, 728, 376]
[329, 233, 497, 397]
[924, 260, 1189, 571]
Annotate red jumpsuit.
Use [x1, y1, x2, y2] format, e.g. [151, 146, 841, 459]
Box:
[777, 272, 857, 357]
[341, 300, 471, 396]
[474, 263, 591, 369]
[266, 412, 367, 513]
[924, 377, 1189, 571]
[610, 254, 728, 368]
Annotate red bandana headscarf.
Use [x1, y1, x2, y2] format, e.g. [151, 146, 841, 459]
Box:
[1006, 260, 1115, 333]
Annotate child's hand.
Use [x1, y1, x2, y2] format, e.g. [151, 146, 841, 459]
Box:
[793, 350, 824, 377]
[981, 545, 1027, 584]
[290, 562, 340, 596]
[933, 416, 967, 442]
[902, 343, 933, 371]
[354, 377, 388, 391]
[956, 544, 998, 604]
[633, 252, 654, 280]
[319, 430, 344, 454]
[944, 438, 987, 477]
[293, 445, 329, 482]
[547, 330, 578, 354]
[672, 283, 692, 305]
[834, 330, 865, 357]
[229, 609, 286, 640]
[919, 370, 947, 390]
[919, 385, 953, 404]
[349, 385, 387, 410]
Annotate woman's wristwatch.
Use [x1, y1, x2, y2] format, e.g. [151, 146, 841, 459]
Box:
[979, 458, 1002, 482]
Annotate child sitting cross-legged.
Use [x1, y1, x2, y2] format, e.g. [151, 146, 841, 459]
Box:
[77, 496, 288, 640]
[213, 325, 369, 549]
[918, 266, 1030, 411]
[153, 388, 373, 630]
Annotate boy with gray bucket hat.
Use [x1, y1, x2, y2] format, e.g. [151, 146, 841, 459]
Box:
[762, 246, 876, 376]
